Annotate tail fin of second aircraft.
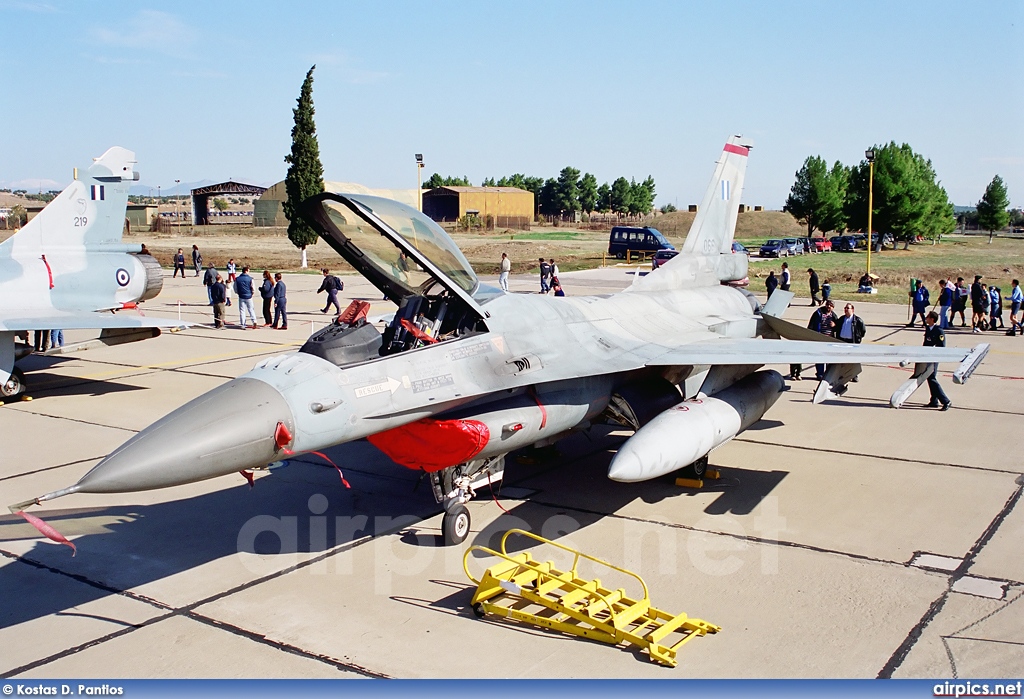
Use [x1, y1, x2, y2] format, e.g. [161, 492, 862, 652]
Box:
[1, 147, 138, 254]
[681, 135, 752, 256]
[632, 136, 752, 292]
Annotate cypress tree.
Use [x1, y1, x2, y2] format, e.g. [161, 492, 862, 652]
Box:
[283, 65, 325, 268]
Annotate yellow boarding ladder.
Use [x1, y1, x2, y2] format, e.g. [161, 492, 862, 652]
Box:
[463, 529, 719, 667]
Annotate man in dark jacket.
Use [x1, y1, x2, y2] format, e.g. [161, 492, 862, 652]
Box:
[923, 311, 950, 410]
[173, 248, 186, 278]
[210, 274, 227, 328]
[318, 268, 343, 315]
[835, 303, 866, 344]
[807, 268, 820, 306]
[937, 279, 952, 329]
[272, 273, 288, 330]
[808, 300, 839, 379]
[765, 271, 778, 299]
[202, 262, 217, 305]
[234, 266, 258, 329]
[908, 280, 930, 327]
[191, 245, 203, 276]
[970, 275, 985, 333]
[258, 270, 274, 326]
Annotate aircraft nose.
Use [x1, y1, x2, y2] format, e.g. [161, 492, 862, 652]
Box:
[75, 377, 295, 493]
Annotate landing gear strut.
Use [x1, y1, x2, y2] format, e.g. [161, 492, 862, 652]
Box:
[431, 455, 505, 546]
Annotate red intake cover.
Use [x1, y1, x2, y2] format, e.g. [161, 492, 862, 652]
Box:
[367, 418, 490, 472]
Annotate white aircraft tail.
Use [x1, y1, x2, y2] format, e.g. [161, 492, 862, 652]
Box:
[1, 147, 138, 254]
[632, 136, 752, 292]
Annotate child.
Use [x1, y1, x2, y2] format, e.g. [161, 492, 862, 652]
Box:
[821, 279, 831, 302]
[989, 285, 1003, 330]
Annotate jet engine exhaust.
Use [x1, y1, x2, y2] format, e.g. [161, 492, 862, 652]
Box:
[607, 370, 784, 483]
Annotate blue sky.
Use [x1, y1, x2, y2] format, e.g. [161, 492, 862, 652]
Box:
[1, 0, 1021, 208]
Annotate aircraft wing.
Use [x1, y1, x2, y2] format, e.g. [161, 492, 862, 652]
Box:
[646, 338, 989, 385]
[0, 310, 184, 332]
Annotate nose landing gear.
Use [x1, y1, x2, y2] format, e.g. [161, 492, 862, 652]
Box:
[431, 455, 505, 546]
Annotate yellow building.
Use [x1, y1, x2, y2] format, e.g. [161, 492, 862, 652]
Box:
[422, 187, 534, 228]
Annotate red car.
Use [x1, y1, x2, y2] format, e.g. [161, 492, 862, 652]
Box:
[813, 238, 832, 252]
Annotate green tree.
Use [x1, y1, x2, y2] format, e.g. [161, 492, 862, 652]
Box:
[579, 173, 598, 214]
[555, 166, 581, 216]
[785, 156, 845, 236]
[423, 174, 471, 188]
[481, 177, 496, 187]
[844, 142, 955, 249]
[212, 198, 230, 211]
[609, 177, 632, 215]
[8, 204, 26, 229]
[976, 175, 1010, 243]
[596, 182, 611, 212]
[628, 177, 654, 216]
[283, 65, 325, 268]
[538, 178, 558, 218]
[660, 203, 677, 214]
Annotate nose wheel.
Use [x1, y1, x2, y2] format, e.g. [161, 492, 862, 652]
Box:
[442, 503, 471, 546]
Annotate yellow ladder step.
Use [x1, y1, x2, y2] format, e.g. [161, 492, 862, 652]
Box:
[646, 611, 693, 645]
[611, 599, 650, 628]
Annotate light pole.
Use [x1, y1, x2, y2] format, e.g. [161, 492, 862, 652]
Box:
[174, 179, 180, 227]
[415, 154, 424, 211]
[865, 149, 875, 276]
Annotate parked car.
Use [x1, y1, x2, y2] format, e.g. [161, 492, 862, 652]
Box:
[851, 234, 869, 249]
[797, 237, 812, 254]
[832, 236, 857, 252]
[651, 249, 679, 269]
[731, 241, 749, 255]
[759, 239, 787, 257]
[608, 226, 674, 259]
[813, 237, 832, 252]
[783, 238, 804, 255]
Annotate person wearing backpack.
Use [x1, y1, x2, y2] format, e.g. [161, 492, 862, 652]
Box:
[318, 268, 343, 315]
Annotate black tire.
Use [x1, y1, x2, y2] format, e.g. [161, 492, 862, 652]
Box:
[675, 455, 708, 481]
[615, 252, 625, 260]
[472, 603, 486, 618]
[442, 504, 470, 546]
[1, 368, 25, 399]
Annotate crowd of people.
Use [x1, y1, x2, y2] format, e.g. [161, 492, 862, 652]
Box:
[493, 254, 567, 295]
[190, 248, 289, 330]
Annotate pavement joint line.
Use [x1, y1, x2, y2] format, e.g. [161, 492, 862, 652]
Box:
[1, 610, 176, 679]
[876, 480, 1024, 678]
[183, 610, 391, 679]
[733, 437, 1023, 476]
[0, 410, 140, 434]
[0, 456, 106, 484]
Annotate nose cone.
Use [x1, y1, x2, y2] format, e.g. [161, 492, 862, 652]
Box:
[76, 378, 294, 493]
[607, 447, 648, 483]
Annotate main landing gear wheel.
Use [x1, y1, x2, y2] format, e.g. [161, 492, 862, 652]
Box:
[1, 368, 25, 400]
[674, 454, 708, 481]
[442, 503, 471, 546]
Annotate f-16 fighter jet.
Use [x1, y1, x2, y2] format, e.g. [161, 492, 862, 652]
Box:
[14, 137, 988, 546]
[0, 147, 178, 399]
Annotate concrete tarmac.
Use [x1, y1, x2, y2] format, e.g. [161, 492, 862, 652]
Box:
[1, 265, 1021, 678]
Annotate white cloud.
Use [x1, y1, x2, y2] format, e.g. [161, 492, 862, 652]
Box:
[90, 9, 196, 58]
[1, 178, 64, 191]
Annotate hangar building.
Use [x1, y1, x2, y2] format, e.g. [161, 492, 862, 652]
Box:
[254, 181, 419, 227]
[422, 186, 533, 228]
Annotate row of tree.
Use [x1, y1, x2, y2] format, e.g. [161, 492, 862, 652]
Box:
[785, 142, 1012, 245]
[424, 169, 657, 218]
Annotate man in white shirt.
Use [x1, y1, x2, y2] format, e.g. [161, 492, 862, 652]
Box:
[498, 253, 511, 292]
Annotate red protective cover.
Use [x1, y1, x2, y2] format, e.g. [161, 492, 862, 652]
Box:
[368, 418, 490, 472]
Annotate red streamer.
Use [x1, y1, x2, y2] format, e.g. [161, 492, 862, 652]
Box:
[17, 510, 76, 556]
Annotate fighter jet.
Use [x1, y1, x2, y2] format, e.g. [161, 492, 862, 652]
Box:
[12, 137, 989, 546]
[0, 147, 177, 399]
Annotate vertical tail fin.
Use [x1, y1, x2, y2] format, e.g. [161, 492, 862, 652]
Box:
[631, 136, 752, 292]
[2, 147, 138, 253]
[680, 135, 752, 255]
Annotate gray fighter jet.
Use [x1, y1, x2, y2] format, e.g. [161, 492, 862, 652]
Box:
[14, 137, 988, 545]
[0, 147, 178, 399]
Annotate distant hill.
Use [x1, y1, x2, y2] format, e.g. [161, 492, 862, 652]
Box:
[647, 210, 807, 241]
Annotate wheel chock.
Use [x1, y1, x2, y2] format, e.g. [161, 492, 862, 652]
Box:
[675, 469, 720, 489]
